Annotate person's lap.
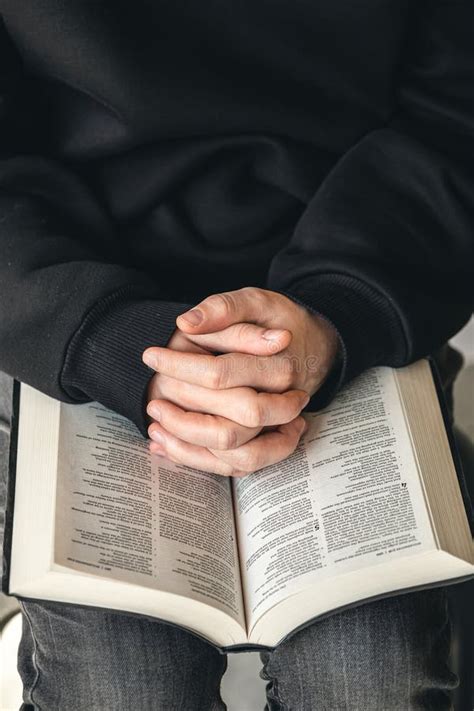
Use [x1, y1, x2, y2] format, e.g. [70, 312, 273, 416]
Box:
[0, 371, 459, 710]
[18, 600, 228, 710]
[17, 589, 456, 710]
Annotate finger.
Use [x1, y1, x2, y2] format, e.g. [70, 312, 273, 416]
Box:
[154, 375, 310, 427]
[147, 399, 261, 449]
[148, 424, 248, 477]
[176, 287, 274, 334]
[183, 322, 292, 356]
[209, 416, 308, 473]
[166, 330, 212, 355]
[142, 348, 296, 392]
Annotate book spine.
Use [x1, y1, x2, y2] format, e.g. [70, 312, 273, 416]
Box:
[2, 380, 21, 595]
[428, 357, 474, 536]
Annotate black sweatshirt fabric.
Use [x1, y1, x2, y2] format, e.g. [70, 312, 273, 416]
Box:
[0, 1, 473, 436]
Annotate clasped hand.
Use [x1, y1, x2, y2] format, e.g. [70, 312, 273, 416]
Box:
[143, 287, 339, 477]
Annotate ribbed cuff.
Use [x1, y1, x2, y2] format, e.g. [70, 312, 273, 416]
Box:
[60, 288, 193, 436]
[275, 273, 408, 410]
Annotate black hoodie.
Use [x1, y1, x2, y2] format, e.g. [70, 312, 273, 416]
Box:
[0, 0, 472, 433]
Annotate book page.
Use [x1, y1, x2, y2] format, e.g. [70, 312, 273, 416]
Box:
[233, 367, 436, 629]
[54, 402, 245, 626]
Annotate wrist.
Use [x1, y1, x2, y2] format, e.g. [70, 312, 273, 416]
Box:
[309, 311, 341, 383]
[61, 292, 192, 436]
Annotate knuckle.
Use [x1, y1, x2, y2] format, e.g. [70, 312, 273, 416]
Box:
[241, 286, 262, 302]
[242, 399, 264, 428]
[235, 322, 254, 343]
[276, 367, 294, 391]
[215, 425, 238, 450]
[246, 286, 270, 310]
[208, 357, 228, 389]
[207, 368, 221, 390]
[211, 291, 237, 317]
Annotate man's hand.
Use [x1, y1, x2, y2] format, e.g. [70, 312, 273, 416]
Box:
[175, 287, 339, 395]
[143, 288, 339, 476]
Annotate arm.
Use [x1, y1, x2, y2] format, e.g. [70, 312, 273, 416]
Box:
[267, 0, 474, 394]
[0, 19, 190, 434]
[141, 2, 473, 475]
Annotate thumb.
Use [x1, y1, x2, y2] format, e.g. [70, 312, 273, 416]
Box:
[176, 287, 268, 334]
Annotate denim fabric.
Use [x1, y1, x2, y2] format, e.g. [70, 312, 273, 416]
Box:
[13, 588, 456, 711]
[259, 589, 456, 711]
[17, 601, 228, 711]
[0, 366, 462, 710]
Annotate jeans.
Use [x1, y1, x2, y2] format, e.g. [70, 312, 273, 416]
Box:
[0, 368, 461, 711]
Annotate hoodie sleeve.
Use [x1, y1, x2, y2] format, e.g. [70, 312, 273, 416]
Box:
[268, 0, 474, 402]
[0, 20, 191, 435]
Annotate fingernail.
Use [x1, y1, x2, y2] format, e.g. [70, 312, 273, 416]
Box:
[301, 419, 309, 434]
[261, 329, 286, 341]
[150, 431, 165, 446]
[148, 405, 161, 421]
[142, 351, 156, 368]
[180, 308, 203, 326]
[302, 393, 310, 408]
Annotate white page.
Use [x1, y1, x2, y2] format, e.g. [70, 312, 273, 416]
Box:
[233, 367, 436, 628]
[54, 402, 245, 625]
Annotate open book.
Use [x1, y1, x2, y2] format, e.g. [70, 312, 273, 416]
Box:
[3, 360, 473, 651]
